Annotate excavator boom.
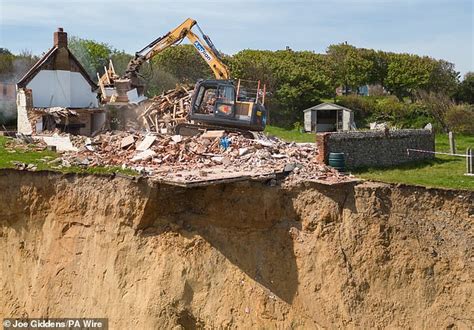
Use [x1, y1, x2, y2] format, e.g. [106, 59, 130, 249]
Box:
[125, 18, 229, 83]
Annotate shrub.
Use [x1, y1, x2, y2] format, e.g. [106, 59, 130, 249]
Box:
[336, 95, 436, 130]
[336, 94, 376, 117]
[445, 104, 474, 134]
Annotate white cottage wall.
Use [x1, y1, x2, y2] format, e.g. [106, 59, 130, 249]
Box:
[26, 70, 97, 108]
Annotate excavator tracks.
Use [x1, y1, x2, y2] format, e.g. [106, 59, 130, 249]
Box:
[174, 123, 258, 139]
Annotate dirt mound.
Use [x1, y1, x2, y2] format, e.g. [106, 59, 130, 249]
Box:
[0, 170, 472, 328]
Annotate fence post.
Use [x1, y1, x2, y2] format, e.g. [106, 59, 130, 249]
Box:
[449, 131, 456, 154]
[466, 148, 473, 176]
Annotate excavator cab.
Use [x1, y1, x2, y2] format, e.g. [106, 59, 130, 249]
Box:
[189, 80, 266, 131]
[192, 80, 235, 117]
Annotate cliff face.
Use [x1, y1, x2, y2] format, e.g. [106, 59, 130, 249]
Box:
[0, 170, 472, 329]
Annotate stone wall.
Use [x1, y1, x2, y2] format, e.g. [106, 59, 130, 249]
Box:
[317, 129, 435, 169]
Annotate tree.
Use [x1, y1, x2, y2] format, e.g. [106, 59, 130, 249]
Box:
[229, 49, 277, 91]
[109, 50, 132, 76]
[10, 50, 39, 82]
[417, 91, 454, 132]
[229, 49, 333, 125]
[445, 104, 474, 134]
[455, 72, 474, 104]
[326, 43, 373, 94]
[360, 49, 390, 88]
[68, 37, 112, 80]
[150, 44, 212, 83]
[428, 59, 459, 95]
[0, 48, 14, 78]
[141, 66, 180, 97]
[385, 54, 437, 100]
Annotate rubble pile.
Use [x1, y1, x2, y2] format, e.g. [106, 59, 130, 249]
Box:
[139, 85, 193, 133]
[60, 131, 349, 184]
[25, 107, 80, 135]
[33, 107, 78, 119]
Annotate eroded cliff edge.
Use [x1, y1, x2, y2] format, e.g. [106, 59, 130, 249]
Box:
[0, 170, 472, 328]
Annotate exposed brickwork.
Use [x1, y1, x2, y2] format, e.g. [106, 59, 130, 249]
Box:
[315, 133, 330, 164]
[53, 27, 67, 48]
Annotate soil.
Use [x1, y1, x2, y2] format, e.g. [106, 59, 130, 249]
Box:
[0, 169, 472, 329]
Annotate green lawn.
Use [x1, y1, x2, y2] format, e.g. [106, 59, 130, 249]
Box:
[0, 136, 137, 176]
[354, 134, 474, 191]
[264, 126, 473, 191]
[264, 125, 315, 143]
[0, 136, 57, 170]
[2, 131, 473, 190]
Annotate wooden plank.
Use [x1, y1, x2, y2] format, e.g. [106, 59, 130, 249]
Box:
[104, 66, 111, 84]
[109, 59, 116, 75]
[142, 117, 150, 131]
[201, 130, 225, 139]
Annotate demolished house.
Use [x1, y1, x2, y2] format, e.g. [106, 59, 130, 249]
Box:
[17, 28, 105, 136]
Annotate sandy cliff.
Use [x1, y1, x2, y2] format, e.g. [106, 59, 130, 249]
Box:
[0, 170, 472, 328]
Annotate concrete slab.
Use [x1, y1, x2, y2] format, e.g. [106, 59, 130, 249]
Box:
[132, 149, 156, 162]
[136, 135, 156, 151]
[42, 135, 78, 152]
[154, 169, 280, 188]
[121, 135, 135, 149]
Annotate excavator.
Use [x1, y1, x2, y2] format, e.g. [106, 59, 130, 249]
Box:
[97, 18, 267, 133]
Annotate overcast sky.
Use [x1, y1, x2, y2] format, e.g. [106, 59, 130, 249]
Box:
[1, 0, 472, 75]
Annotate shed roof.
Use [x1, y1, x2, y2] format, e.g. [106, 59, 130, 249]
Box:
[303, 102, 353, 113]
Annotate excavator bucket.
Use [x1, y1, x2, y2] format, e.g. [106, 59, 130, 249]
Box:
[113, 79, 134, 103]
[97, 60, 146, 104]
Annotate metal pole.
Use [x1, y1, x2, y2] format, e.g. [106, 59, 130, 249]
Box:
[467, 148, 473, 176]
[256, 80, 261, 103]
[407, 148, 470, 157]
[236, 79, 241, 101]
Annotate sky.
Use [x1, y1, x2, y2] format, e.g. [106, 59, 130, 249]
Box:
[1, 0, 473, 75]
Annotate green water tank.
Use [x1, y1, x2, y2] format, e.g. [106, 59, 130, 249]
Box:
[328, 152, 346, 172]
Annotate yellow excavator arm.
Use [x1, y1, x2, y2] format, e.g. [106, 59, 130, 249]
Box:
[126, 18, 230, 80]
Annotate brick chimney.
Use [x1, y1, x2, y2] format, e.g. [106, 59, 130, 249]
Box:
[53, 27, 67, 48]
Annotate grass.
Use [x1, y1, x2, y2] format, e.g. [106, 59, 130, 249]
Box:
[2, 131, 473, 190]
[0, 136, 57, 170]
[264, 126, 473, 191]
[264, 125, 315, 143]
[0, 136, 137, 176]
[353, 134, 474, 191]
